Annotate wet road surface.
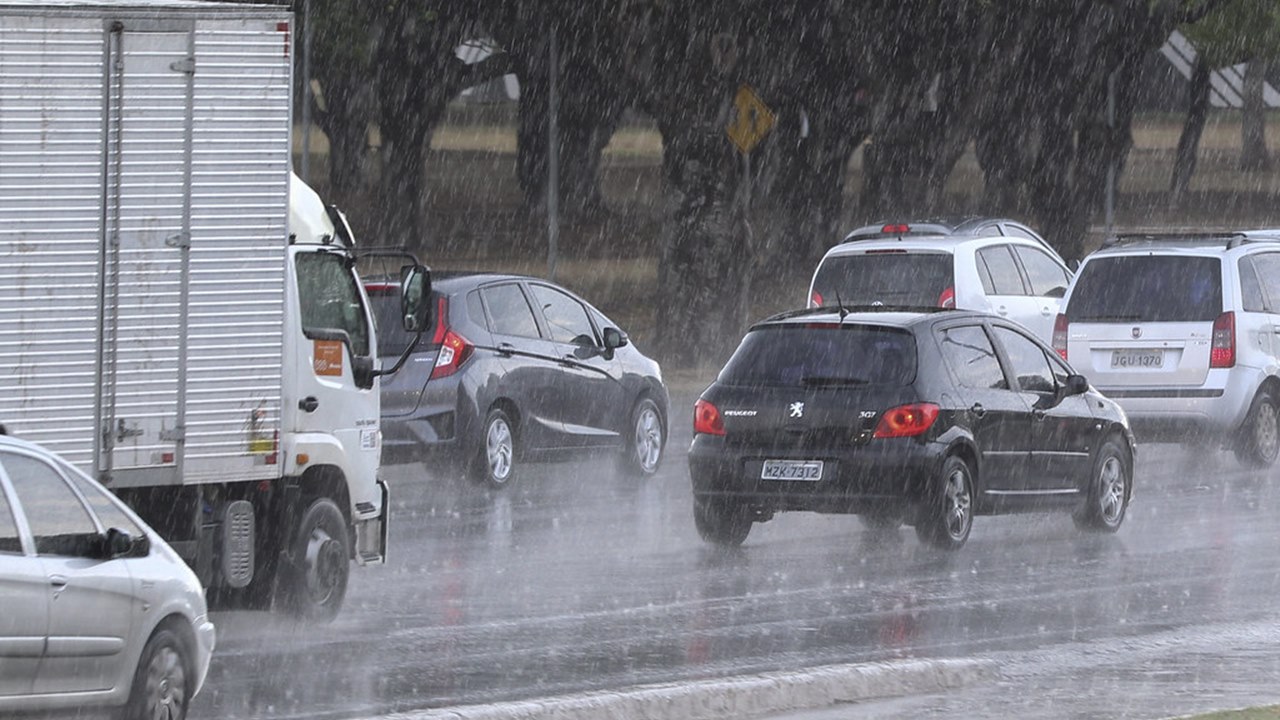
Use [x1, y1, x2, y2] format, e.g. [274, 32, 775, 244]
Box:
[191, 395, 1280, 719]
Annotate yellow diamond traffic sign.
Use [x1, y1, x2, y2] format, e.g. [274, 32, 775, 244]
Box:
[726, 84, 775, 155]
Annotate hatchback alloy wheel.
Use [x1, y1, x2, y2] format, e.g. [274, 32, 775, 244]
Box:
[487, 417, 513, 482]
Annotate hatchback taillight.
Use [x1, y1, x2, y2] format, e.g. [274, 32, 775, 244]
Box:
[882, 223, 911, 234]
[810, 291, 823, 308]
[1210, 311, 1235, 368]
[937, 286, 956, 309]
[873, 403, 940, 439]
[694, 398, 725, 436]
[1052, 313, 1069, 361]
[431, 328, 473, 379]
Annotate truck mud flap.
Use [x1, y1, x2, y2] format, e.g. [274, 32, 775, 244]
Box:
[354, 479, 389, 565]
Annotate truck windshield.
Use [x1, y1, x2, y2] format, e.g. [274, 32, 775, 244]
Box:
[296, 252, 371, 357]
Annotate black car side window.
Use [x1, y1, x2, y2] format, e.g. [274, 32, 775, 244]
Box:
[0, 480, 23, 554]
[993, 326, 1057, 395]
[483, 284, 541, 339]
[529, 285, 598, 347]
[940, 325, 1008, 390]
[977, 246, 1027, 296]
[2, 453, 100, 557]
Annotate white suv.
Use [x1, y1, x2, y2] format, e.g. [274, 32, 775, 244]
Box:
[1055, 232, 1280, 467]
[808, 221, 1073, 342]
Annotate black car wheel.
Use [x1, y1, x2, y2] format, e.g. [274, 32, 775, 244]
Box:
[120, 625, 190, 720]
[914, 455, 974, 550]
[1235, 390, 1280, 468]
[1073, 438, 1131, 532]
[693, 497, 751, 547]
[620, 398, 664, 477]
[475, 407, 518, 489]
[283, 498, 350, 622]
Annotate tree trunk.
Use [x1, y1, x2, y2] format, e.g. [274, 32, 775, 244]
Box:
[1171, 58, 1212, 202]
[655, 119, 749, 369]
[1241, 58, 1272, 171]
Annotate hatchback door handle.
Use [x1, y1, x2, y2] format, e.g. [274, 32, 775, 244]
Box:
[497, 342, 516, 356]
[996, 306, 1009, 316]
[49, 575, 68, 593]
[970, 403, 987, 418]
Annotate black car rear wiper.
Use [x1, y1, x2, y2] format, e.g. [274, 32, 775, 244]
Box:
[801, 376, 869, 386]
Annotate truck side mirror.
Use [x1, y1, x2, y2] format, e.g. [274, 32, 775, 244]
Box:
[400, 265, 431, 332]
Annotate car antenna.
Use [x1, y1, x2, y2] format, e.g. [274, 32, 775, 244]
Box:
[835, 290, 849, 323]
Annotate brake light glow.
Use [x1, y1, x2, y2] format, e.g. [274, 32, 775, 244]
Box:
[1052, 313, 1069, 360]
[938, 286, 956, 309]
[694, 398, 725, 436]
[431, 328, 473, 379]
[873, 403, 939, 438]
[810, 291, 823, 308]
[1210, 311, 1235, 368]
[882, 224, 911, 234]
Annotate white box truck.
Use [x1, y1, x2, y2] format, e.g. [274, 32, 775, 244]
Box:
[0, 0, 428, 620]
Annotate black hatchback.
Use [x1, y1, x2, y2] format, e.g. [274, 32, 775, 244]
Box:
[368, 273, 669, 487]
[688, 308, 1135, 550]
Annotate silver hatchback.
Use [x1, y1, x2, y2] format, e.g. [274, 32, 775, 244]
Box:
[0, 434, 215, 719]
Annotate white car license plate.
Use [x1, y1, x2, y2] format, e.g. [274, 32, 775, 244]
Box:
[1111, 349, 1163, 369]
[761, 460, 824, 481]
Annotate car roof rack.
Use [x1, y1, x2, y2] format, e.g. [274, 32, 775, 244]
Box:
[1098, 232, 1280, 250]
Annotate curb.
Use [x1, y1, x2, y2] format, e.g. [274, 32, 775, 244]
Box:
[370, 658, 998, 720]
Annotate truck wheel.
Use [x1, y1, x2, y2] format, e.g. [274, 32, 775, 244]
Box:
[474, 408, 518, 489]
[619, 398, 664, 477]
[914, 455, 974, 550]
[693, 497, 751, 547]
[119, 626, 190, 720]
[284, 498, 350, 622]
[1235, 390, 1280, 468]
[1073, 437, 1131, 532]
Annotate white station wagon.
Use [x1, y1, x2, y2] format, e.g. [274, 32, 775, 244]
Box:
[0, 434, 215, 719]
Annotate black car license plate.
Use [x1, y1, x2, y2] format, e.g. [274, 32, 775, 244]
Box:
[760, 459, 824, 481]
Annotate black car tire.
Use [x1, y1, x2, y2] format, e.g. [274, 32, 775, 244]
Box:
[1073, 437, 1131, 533]
[619, 398, 664, 477]
[693, 497, 751, 547]
[474, 407, 518, 489]
[914, 455, 974, 550]
[1235, 390, 1280, 468]
[119, 625, 190, 720]
[282, 498, 350, 622]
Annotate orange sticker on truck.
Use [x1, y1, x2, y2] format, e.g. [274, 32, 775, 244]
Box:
[314, 340, 343, 376]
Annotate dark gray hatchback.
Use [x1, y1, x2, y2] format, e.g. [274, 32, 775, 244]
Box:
[689, 308, 1135, 550]
[367, 273, 669, 487]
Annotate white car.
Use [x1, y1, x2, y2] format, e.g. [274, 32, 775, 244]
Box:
[0, 434, 215, 719]
[808, 220, 1073, 342]
[1055, 232, 1280, 467]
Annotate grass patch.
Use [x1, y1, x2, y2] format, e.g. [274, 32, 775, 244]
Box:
[1179, 708, 1280, 720]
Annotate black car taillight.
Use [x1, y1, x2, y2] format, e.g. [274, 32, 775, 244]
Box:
[694, 398, 725, 436]
[873, 403, 939, 439]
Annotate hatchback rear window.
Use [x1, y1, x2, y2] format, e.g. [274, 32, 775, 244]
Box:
[718, 325, 916, 387]
[1066, 256, 1222, 322]
[812, 253, 953, 308]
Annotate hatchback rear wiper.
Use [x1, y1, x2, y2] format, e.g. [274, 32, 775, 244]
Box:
[801, 376, 869, 386]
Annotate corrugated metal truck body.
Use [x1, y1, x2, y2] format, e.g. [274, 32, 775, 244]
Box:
[0, 0, 387, 620]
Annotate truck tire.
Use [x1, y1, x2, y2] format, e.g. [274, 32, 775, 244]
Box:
[119, 625, 190, 720]
[283, 498, 350, 622]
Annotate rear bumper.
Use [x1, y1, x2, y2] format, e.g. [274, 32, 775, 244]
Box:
[1099, 369, 1261, 439]
[688, 434, 945, 514]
